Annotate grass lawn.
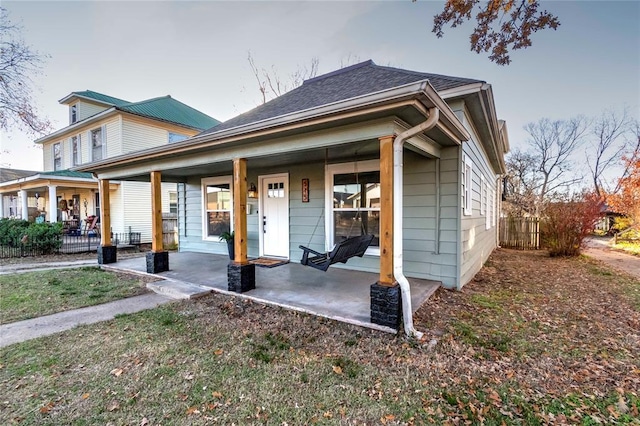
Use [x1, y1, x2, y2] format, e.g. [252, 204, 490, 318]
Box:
[0, 267, 152, 324]
[1, 250, 639, 425]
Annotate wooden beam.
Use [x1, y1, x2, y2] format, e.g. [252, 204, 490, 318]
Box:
[99, 179, 111, 246]
[232, 158, 248, 264]
[150, 171, 163, 252]
[379, 135, 395, 285]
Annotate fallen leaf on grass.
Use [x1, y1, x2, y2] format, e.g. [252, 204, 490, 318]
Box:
[332, 365, 343, 375]
[186, 406, 200, 415]
[212, 391, 223, 398]
[82, 393, 90, 400]
[110, 368, 124, 377]
[214, 349, 223, 355]
[39, 402, 55, 414]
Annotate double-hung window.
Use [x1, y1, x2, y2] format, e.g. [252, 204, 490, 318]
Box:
[202, 177, 232, 239]
[91, 127, 103, 161]
[53, 143, 62, 171]
[169, 191, 178, 214]
[326, 160, 380, 254]
[462, 155, 473, 216]
[72, 135, 81, 166]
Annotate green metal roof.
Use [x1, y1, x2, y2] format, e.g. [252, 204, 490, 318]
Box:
[69, 90, 130, 106]
[40, 170, 95, 179]
[118, 96, 220, 131]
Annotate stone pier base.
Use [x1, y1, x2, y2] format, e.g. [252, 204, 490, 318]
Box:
[146, 251, 169, 274]
[97, 245, 117, 265]
[370, 282, 402, 331]
[228, 262, 256, 293]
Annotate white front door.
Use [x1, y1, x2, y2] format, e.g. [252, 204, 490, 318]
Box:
[260, 174, 289, 258]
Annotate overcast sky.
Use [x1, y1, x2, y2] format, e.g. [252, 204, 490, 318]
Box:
[2, 0, 639, 175]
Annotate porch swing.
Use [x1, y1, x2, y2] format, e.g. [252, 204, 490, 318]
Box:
[299, 152, 374, 271]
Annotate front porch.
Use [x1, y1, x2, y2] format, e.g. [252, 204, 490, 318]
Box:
[110, 251, 440, 333]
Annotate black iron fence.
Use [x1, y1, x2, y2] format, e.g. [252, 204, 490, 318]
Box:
[0, 230, 141, 259]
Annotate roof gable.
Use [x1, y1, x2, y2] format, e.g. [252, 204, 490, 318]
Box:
[60, 90, 131, 107]
[201, 60, 482, 135]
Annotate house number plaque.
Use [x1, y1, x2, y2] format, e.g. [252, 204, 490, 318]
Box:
[302, 178, 309, 203]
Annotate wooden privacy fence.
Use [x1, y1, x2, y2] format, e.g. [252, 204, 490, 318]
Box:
[499, 217, 540, 249]
[162, 213, 178, 248]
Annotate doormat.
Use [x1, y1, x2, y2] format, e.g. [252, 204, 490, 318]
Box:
[249, 257, 290, 268]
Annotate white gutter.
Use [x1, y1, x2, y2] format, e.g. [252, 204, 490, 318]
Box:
[394, 107, 439, 338]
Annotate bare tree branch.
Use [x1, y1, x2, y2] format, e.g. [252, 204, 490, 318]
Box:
[0, 7, 51, 135]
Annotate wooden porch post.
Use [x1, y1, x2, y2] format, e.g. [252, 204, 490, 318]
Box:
[146, 171, 169, 273]
[228, 157, 255, 293]
[97, 178, 117, 264]
[151, 171, 163, 253]
[379, 135, 395, 285]
[232, 158, 248, 264]
[370, 134, 402, 332]
[99, 179, 111, 247]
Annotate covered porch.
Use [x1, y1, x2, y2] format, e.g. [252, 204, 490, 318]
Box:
[110, 251, 440, 332]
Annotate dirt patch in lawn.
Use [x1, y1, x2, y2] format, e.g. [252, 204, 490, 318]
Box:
[1, 249, 638, 424]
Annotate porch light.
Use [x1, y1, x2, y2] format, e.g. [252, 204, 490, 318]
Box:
[248, 183, 258, 199]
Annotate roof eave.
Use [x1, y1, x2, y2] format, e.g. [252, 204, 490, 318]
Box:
[0, 173, 98, 189]
[34, 108, 117, 144]
[77, 80, 471, 173]
[58, 93, 116, 106]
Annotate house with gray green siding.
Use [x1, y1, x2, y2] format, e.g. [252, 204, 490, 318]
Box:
[79, 60, 509, 333]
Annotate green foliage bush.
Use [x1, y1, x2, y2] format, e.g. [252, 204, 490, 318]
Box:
[0, 218, 62, 253]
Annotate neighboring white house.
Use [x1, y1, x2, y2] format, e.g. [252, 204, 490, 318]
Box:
[0, 90, 219, 242]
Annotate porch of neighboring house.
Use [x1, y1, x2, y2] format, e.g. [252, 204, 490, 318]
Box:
[110, 251, 441, 332]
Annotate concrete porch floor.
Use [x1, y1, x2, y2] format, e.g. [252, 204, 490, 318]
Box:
[110, 251, 441, 333]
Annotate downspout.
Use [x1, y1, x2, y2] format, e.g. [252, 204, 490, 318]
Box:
[394, 107, 439, 338]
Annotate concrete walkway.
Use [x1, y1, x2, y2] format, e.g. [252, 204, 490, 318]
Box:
[583, 237, 640, 280]
[0, 259, 98, 275]
[0, 293, 172, 348]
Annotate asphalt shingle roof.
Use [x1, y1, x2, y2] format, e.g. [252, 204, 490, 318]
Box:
[201, 60, 482, 135]
[0, 168, 39, 183]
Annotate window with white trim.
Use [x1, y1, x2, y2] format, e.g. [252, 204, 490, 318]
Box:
[491, 188, 496, 228]
[70, 104, 77, 124]
[480, 174, 486, 216]
[462, 155, 473, 216]
[90, 127, 104, 161]
[169, 191, 178, 214]
[326, 160, 380, 254]
[72, 135, 81, 166]
[202, 176, 232, 239]
[53, 143, 62, 171]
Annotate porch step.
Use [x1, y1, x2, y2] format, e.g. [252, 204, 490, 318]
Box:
[147, 280, 213, 300]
